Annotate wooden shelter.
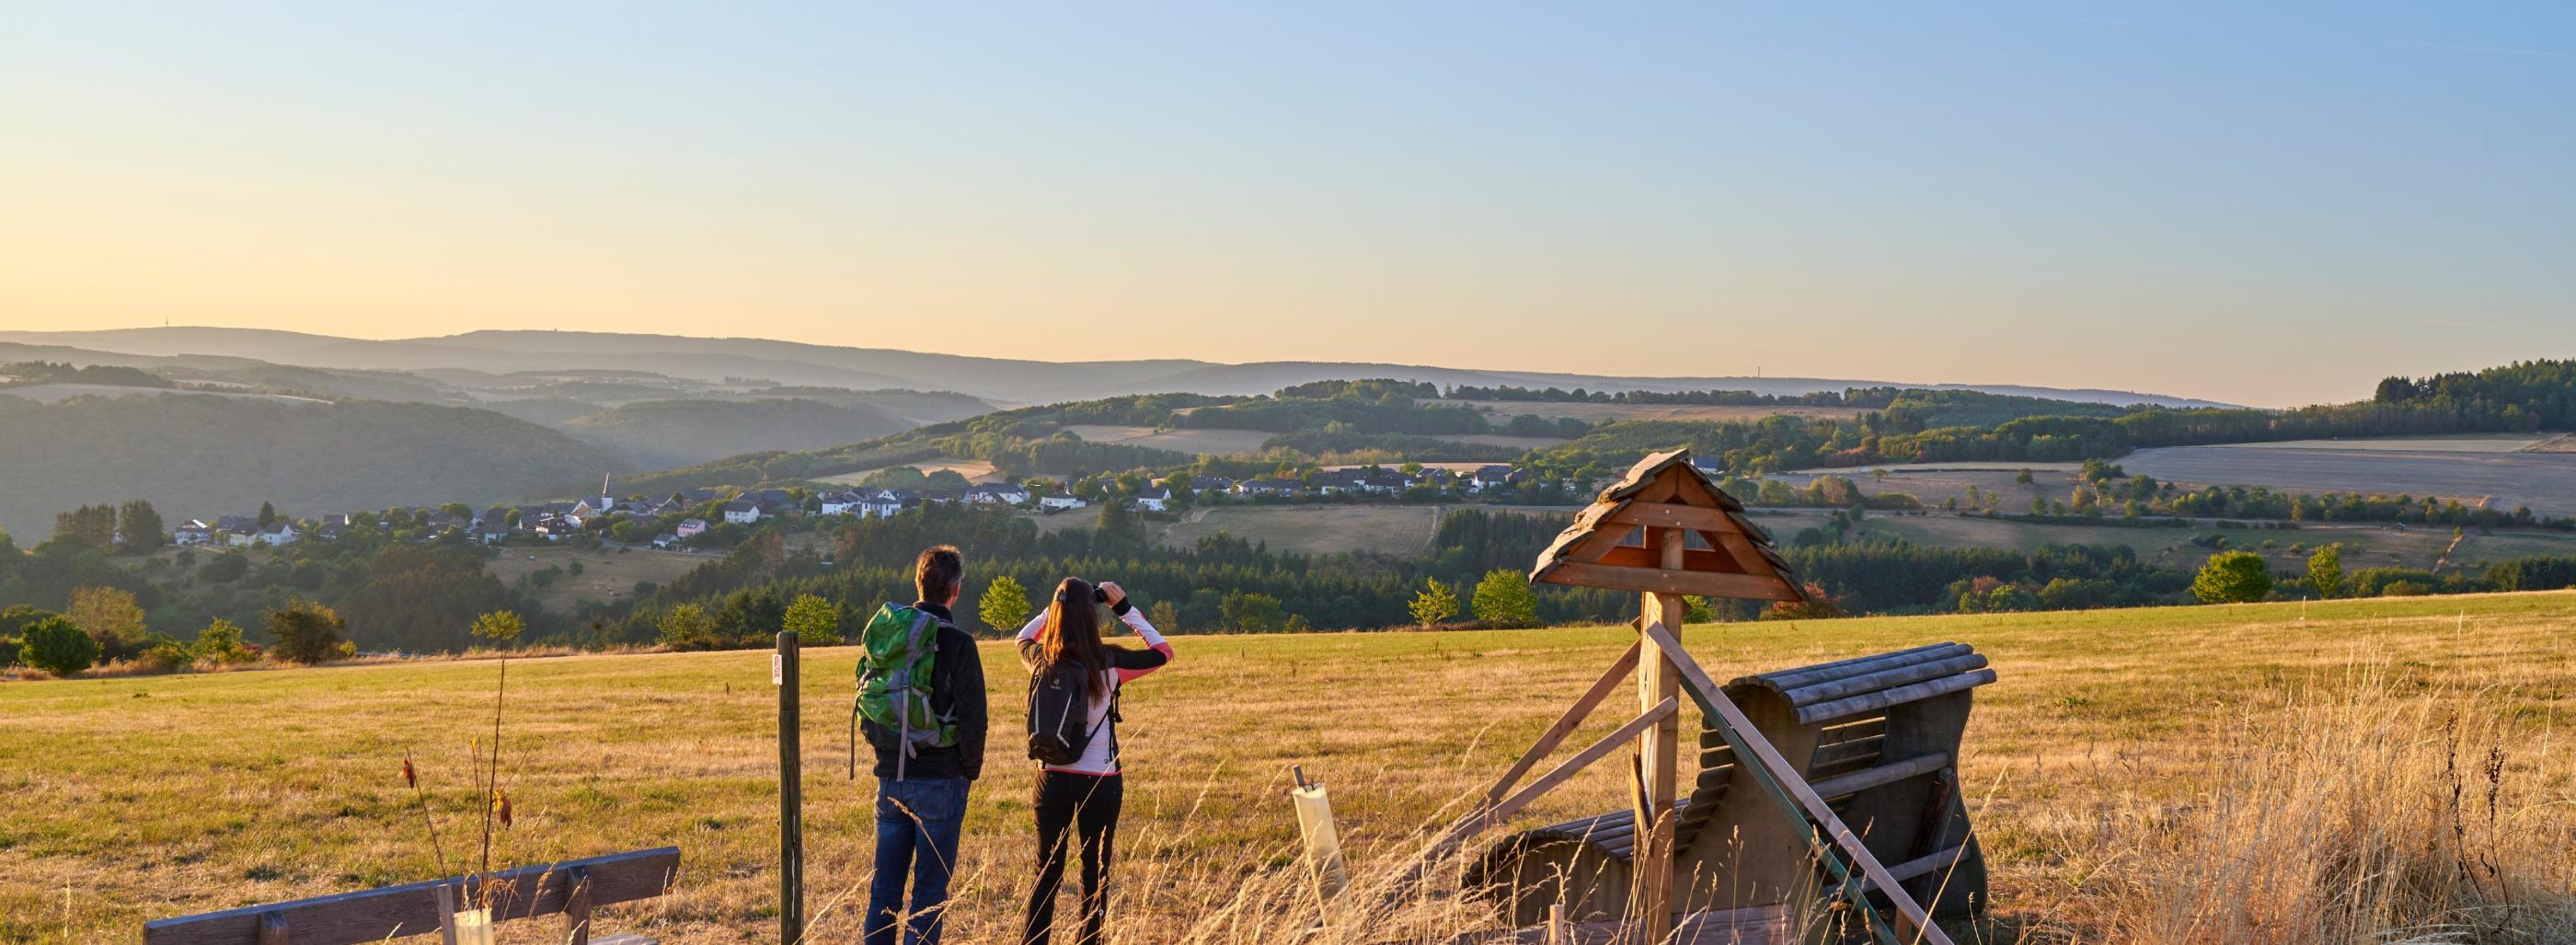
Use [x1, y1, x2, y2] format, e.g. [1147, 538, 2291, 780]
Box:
[1428, 450, 1967, 945]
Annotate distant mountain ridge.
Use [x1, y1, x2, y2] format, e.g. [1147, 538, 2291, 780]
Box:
[0, 327, 2241, 409]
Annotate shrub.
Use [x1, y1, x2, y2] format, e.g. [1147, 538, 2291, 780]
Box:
[2192, 550, 2273, 604]
[137, 635, 192, 673]
[264, 599, 349, 663]
[1469, 570, 1539, 628]
[18, 617, 100, 676]
[191, 618, 259, 665]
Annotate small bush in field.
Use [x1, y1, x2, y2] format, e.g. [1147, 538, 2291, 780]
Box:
[138, 635, 192, 673]
[265, 599, 349, 663]
[19, 617, 101, 676]
[191, 618, 259, 664]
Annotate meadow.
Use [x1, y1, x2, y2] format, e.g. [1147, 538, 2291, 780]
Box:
[7, 593, 2576, 944]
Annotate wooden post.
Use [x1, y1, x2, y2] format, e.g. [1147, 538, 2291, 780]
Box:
[562, 865, 594, 945]
[1547, 903, 1570, 945]
[777, 630, 804, 945]
[1630, 526, 1685, 944]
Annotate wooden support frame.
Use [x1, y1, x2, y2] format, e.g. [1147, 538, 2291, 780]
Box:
[1641, 621, 1953, 945]
[1424, 696, 1677, 859]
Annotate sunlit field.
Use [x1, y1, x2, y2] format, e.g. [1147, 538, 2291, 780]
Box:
[8, 592, 2576, 944]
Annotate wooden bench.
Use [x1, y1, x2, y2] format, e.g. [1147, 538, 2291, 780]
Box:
[144, 847, 681, 945]
[1469, 643, 1993, 928]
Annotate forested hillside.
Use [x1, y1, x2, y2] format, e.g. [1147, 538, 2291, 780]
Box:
[0, 393, 627, 537]
[560, 398, 912, 468]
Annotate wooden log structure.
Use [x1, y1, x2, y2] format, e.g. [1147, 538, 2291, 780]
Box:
[143, 847, 681, 945]
[1466, 641, 1994, 930]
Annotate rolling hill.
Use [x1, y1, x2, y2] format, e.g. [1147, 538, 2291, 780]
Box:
[0, 392, 628, 539]
[0, 327, 2237, 409]
[558, 398, 912, 469]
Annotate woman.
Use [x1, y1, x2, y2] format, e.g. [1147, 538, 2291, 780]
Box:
[1017, 578, 1172, 945]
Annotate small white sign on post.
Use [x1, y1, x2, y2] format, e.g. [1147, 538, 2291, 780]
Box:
[772, 653, 784, 686]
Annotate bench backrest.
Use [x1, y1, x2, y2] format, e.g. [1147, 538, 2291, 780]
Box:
[144, 847, 681, 945]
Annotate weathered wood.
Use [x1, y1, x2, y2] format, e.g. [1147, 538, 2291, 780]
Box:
[1640, 622, 1951, 945]
[1592, 546, 1744, 574]
[1807, 753, 1950, 801]
[1777, 655, 1989, 709]
[257, 912, 288, 945]
[433, 886, 458, 945]
[1744, 644, 1969, 694]
[144, 847, 681, 945]
[564, 865, 594, 945]
[1486, 642, 1643, 808]
[1540, 562, 1800, 601]
[1792, 670, 1996, 725]
[1630, 529, 1686, 945]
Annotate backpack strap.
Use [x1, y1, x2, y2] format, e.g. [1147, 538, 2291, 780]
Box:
[892, 609, 937, 780]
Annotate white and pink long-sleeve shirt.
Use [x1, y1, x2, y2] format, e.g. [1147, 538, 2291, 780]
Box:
[1017, 605, 1171, 776]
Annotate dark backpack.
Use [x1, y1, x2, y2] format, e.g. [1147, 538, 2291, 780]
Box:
[1027, 660, 1114, 766]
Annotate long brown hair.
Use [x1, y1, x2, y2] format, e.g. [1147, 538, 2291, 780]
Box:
[1034, 577, 1108, 677]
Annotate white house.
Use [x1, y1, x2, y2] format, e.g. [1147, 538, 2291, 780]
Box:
[1468, 465, 1514, 492]
[651, 533, 681, 549]
[722, 500, 762, 524]
[969, 482, 1031, 506]
[675, 518, 708, 538]
[174, 520, 213, 546]
[1132, 488, 1172, 513]
[1236, 478, 1302, 499]
[819, 490, 867, 516]
[1040, 490, 1088, 511]
[254, 522, 300, 547]
[858, 490, 907, 518]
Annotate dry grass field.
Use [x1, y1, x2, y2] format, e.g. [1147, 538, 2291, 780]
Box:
[1431, 399, 1871, 425]
[1158, 504, 1443, 556]
[482, 546, 714, 616]
[8, 593, 2576, 944]
[1796, 510, 2576, 574]
[814, 458, 1001, 486]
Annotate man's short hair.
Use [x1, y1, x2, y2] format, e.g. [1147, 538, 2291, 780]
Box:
[915, 545, 964, 603]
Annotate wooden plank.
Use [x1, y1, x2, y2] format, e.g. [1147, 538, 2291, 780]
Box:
[1640, 622, 1951, 945]
[1484, 641, 1643, 807]
[564, 865, 594, 945]
[1807, 753, 1950, 801]
[1777, 655, 1990, 708]
[1592, 546, 1746, 574]
[1792, 670, 1996, 726]
[1538, 561, 1799, 601]
[1882, 845, 1970, 884]
[1488, 698, 1679, 827]
[145, 847, 682, 945]
[1606, 502, 1739, 534]
[1748, 644, 1968, 693]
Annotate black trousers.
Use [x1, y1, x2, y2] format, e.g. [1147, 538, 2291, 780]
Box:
[1021, 770, 1124, 945]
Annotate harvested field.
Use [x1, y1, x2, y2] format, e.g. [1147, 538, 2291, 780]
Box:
[2122, 445, 2576, 517]
[1428, 399, 1870, 424]
[1061, 425, 1280, 456]
[1426, 433, 1564, 449]
[813, 457, 1000, 485]
[9, 593, 2576, 943]
[483, 545, 711, 615]
[2204, 432, 2553, 453]
[1159, 503, 1440, 555]
[1813, 510, 2536, 572]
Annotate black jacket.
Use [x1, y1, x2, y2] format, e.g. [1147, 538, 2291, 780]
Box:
[861, 601, 989, 781]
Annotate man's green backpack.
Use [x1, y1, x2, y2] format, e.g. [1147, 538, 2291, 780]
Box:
[854, 603, 960, 780]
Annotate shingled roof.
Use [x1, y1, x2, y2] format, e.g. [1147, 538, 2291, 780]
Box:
[1527, 448, 1805, 603]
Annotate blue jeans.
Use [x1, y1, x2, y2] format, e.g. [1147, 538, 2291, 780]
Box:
[866, 777, 970, 945]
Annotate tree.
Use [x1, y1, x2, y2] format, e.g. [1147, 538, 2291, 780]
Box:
[52, 504, 115, 549]
[258, 501, 278, 529]
[0, 605, 55, 640]
[2192, 551, 2273, 604]
[783, 594, 841, 643]
[1408, 579, 1459, 628]
[2306, 544, 2345, 600]
[117, 501, 165, 553]
[265, 599, 350, 663]
[1220, 592, 1289, 632]
[191, 617, 258, 664]
[66, 586, 147, 656]
[657, 603, 719, 650]
[978, 577, 1031, 632]
[468, 610, 525, 643]
[1470, 570, 1540, 628]
[201, 551, 250, 582]
[1148, 600, 1180, 634]
[17, 616, 99, 676]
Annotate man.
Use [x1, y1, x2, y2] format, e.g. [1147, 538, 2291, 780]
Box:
[862, 545, 988, 945]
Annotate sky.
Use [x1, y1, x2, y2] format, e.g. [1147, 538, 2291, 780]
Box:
[1, 4, 2569, 407]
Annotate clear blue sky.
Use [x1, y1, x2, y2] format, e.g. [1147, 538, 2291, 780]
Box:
[3, 3, 2569, 406]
